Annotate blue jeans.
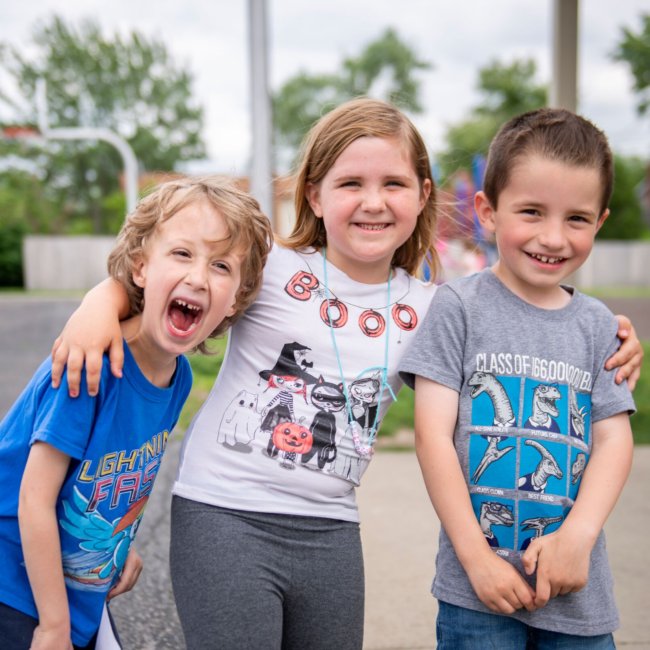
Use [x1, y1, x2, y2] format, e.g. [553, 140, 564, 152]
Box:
[0, 601, 121, 649]
[437, 601, 616, 649]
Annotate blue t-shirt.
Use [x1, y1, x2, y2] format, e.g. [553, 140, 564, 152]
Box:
[0, 342, 192, 646]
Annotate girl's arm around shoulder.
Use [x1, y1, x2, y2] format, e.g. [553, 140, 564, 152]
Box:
[18, 442, 74, 650]
[414, 376, 537, 615]
[609, 315, 644, 390]
[51, 278, 130, 398]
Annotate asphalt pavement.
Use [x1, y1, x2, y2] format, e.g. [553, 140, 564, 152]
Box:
[1, 295, 648, 650]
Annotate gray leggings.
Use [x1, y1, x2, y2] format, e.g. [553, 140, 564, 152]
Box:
[170, 496, 365, 650]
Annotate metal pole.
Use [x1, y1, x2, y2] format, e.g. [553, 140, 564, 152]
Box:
[550, 0, 579, 112]
[248, 0, 274, 226]
[36, 79, 139, 214]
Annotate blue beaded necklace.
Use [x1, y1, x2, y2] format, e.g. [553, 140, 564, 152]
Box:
[322, 248, 397, 457]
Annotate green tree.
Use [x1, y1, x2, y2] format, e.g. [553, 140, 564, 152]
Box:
[273, 29, 431, 153]
[438, 59, 547, 177]
[599, 155, 647, 240]
[614, 13, 650, 115]
[0, 16, 205, 233]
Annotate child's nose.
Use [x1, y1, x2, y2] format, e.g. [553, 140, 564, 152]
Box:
[362, 188, 385, 212]
[186, 262, 209, 289]
[538, 225, 567, 250]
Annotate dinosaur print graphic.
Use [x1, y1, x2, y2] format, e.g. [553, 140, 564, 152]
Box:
[518, 440, 564, 494]
[468, 371, 518, 427]
[569, 385, 589, 441]
[478, 500, 514, 548]
[471, 435, 516, 485]
[571, 452, 587, 485]
[525, 383, 562, 432]
[519, 515, 564, 551]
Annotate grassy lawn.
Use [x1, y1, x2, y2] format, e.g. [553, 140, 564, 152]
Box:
[178, 340, 650, 445]
[580, 286, 650, 299]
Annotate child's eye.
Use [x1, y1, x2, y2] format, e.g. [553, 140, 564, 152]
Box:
[522, 209, 540, 216]
[173, 249, 191, 258]
[341, 181, 360, 188]
[386, 180, 405, 187]
[212, 261, 231, 272]
[569, 215, 589, 223]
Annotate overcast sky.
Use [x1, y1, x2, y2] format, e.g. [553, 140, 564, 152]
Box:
[1, 0, 649, 175]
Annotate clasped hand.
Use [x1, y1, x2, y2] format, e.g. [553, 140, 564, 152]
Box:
[522, 527, 591, 608]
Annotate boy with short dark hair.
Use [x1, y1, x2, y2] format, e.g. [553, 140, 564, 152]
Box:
[0, 176, 272, 649]
[400, 109, 636, 648]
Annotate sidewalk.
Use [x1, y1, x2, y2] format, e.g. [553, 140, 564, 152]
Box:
[110, 441, 650, 649]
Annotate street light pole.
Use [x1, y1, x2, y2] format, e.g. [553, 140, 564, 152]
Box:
[550, 0, 579, 112]
[36, 79, 139, 214]
[248, 0, 274, 226]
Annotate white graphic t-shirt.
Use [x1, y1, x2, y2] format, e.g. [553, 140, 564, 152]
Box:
[173, 244, 435, 522]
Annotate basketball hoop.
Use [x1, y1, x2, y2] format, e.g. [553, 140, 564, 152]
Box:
[1, 126, 42, 140]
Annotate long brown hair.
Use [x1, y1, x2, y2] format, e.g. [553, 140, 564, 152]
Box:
[280, 98, 439, 279]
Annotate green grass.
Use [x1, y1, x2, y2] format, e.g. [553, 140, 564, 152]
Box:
[176, 342, 227, 432]
[176, 339, 649, 445]
[580, 286, 650, 299]
[631, 342, 650, 444]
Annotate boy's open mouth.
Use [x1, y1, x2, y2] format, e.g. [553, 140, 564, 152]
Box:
[167, 298, 203, 336]
[525, 252, 566, 265]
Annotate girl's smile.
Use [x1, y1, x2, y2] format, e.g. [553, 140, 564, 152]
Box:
[305, 136, 431, 284]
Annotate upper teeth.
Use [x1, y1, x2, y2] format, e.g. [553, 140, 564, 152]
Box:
[530, 253, 563, 264]
[175, 299, 201, 311]
[358, 224, 386, 230]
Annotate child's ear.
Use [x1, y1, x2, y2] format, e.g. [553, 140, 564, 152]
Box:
[595, 209, 610, 233]
[304, 182, 323, 218]
[475, 191, 497, 233]
[419, 178, 432, 212]
[132, 254, 147, 288]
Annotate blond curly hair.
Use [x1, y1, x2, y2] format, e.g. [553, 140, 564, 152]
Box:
[108, 175, 273, 354]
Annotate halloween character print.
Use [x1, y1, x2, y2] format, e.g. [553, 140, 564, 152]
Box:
[260, 343, 318, 458]
[332, 372, 382, 484]
[302, 376, 347, 470]
[272, 420, 313, 470]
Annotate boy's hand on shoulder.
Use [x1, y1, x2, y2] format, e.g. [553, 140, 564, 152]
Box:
[30, 622, 73, 650]
[107, 548, 143, 601]
[522, 525, 591, 607]
[465, 547, 537, 614]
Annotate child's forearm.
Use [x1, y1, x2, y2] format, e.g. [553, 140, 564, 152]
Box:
[19, 501, 70, 634]
[562, 412, 633, 544]
[18, 442, 73, 637]
[85, 277, 131, 320]
[416, 429, 490, 569]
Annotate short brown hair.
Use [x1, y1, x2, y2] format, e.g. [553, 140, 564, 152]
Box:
[280, 98, 440, 279]
[483, 108, 614, 215]
[108, 176, 273, 353]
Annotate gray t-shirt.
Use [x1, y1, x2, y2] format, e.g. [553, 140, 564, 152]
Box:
[399, 269, 635, 636]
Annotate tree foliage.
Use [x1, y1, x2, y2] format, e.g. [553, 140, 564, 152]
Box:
[438, 59, 547, 177]
[0, 16, 205, 234]
[600, 156, 647, 240]
[273, 29, 431, 153]
[614, 13, 650, 116]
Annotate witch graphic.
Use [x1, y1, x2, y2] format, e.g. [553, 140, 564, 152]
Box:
[260, 343, 318, 457]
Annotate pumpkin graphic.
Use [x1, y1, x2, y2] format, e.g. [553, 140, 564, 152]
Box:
[272, 422, 313, 455]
